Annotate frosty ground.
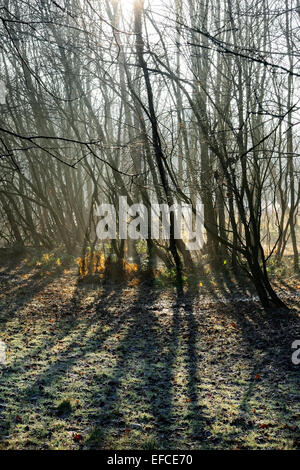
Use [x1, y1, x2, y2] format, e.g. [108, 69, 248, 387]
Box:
[0, 258, 299, 450]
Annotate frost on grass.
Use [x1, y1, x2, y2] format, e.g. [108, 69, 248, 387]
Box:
[0, 266, 299, 450]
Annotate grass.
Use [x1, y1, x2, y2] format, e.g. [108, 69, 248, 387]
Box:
[0, 255, 299, 450]
[56, 399, 73, 417]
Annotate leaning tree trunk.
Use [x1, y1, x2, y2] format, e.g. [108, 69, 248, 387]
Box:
[133, 0, 183, 293]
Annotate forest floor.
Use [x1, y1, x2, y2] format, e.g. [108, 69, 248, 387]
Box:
[0, 255, 299, 450]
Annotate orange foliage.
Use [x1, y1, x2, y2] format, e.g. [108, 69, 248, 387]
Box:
[76, 252, 139, 279]
[122, 260, 139, 274]
[76, 251, 105, 277]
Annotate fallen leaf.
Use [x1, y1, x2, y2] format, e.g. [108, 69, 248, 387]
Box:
[73, 433, 83, 442]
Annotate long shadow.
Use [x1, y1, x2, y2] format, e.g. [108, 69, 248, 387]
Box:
[213, 264, 256, 301]
[273, 277, 300, 310]
[186, 263, 300, 448]
[0, 277, 137, 444]
[86, 284, 180, 448]
[178, 283, 210, 447]
[214, 296, 300, 448]
[90, 278, 211, 449]
[1, 257, 298, 450]
[0, 268, 55, 328]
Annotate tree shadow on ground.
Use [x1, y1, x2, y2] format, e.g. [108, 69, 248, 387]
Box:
[84, 281, 208, 449]
[0, 263, 299, 449]
[206, 294, 300, 449]
[0, 277, 134, 445]
[0, 258, 56, 329]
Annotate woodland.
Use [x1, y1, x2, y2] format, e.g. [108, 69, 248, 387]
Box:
[0, 0, 299, 451]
